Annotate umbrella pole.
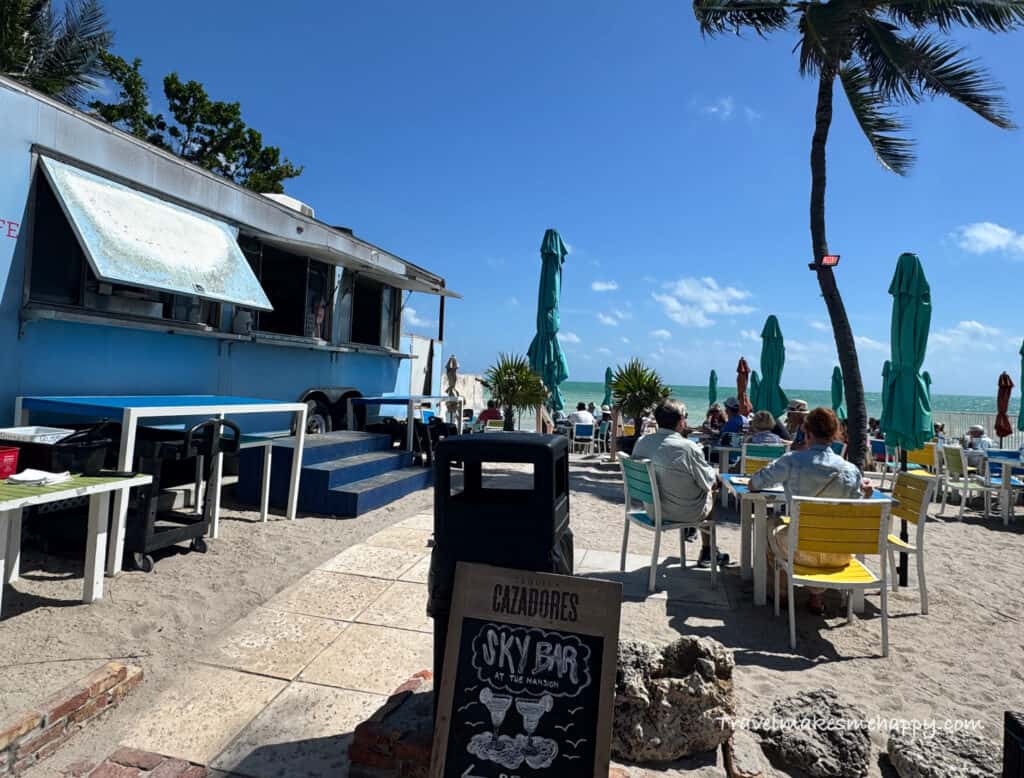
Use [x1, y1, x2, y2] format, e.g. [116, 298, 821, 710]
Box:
[898, 448, 909, 587]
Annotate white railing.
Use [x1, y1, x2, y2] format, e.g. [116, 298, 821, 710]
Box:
[931, 411, 1023, 450]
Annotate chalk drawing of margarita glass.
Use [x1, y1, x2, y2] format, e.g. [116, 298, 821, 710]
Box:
[479, 687, 513, 734]
[468, 690, 558, 770]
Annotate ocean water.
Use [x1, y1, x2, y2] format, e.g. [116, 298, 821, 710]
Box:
[557, 381, 999, 419]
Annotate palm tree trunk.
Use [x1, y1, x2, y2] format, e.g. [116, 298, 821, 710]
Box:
[503, 406, 515, 432]
[810, 67, 868, 467]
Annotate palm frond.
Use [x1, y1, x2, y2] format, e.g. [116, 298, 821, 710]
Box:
[885, 0, 1024, 32]
[693, 0, 794, 35]
[839, 62, 916, 174]
[796, 4, 831, 76]
[856, 24, 1013, 127]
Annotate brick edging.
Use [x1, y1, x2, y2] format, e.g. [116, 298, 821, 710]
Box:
[0, 662, 143, 775]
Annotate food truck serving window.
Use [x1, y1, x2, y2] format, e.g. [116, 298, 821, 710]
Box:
[35, 156, 272, 311]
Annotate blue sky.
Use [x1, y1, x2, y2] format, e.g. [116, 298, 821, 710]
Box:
[101, 0, 1024, 395]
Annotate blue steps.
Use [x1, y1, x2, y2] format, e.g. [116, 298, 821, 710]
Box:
[235, 431, 431, 517]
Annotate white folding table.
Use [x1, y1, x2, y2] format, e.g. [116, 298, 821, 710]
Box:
[0, 474, 151, 616]
[14, 395, 307, 574]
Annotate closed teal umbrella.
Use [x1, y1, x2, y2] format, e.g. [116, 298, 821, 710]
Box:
[602, 366, 613, 408]
[880, 360, 892, 435]
[922, 371, 933, 408]
[831, 366, 847, 421]
[1019, 341, 1024, 432]
[527, 229, 570, 412]
[880, 253, 933, 452]
[750, 371, 761, 412]
[708, 369, 718, 407]
[758, 315, 789, 418]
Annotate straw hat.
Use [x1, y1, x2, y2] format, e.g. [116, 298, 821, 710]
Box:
[786, 399, 809, 414]
[751, 410, 776, 432]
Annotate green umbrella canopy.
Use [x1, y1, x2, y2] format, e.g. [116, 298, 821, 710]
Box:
[831, 366, 847, 421]
[750, 371, 761, 412]
[708, 369, 718, 407]
[602, 366, 613, 408]
[758, 315, 789, 417]
[1019, 340, 1024, 431]
[880, 360, 892, 435]
[881, 253, 933, 451]
[527, 229, 571, 412]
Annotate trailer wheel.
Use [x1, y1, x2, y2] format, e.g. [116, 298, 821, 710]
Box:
[305, 398, 332, 435]
[132, 552, 154, 573]
[191, 537, 208, 553]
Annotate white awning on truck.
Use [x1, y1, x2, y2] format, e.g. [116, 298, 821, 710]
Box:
[39, 156, 273, 311]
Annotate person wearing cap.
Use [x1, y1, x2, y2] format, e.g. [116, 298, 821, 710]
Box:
[720, 396, 748, 437]
[600, 404, 613, 423]
[785, 399, 810, 451]
[964, 424, 993, 468]
[632, 398, 729, 570]
[749, 411, 784, 444]
[750, 407, 873, 614]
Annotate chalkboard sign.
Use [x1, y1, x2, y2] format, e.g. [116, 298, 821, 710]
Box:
[430, 562, 622, 778]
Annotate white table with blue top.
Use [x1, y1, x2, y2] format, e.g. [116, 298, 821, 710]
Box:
[984, 450, 1023, 525]
[13, 395, 307, 574]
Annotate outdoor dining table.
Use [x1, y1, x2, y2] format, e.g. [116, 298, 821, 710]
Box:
[985, 450, 1023, 525]
[0, 473, 151, 616]
[721, 473, 895, 609]
[714, 446, 743, 506]
[14, 395, 307, 573]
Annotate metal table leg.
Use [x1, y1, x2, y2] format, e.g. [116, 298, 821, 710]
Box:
[739, 498, 753, 581]
[84, 492, 110, 603]
[286, 407, 306, 520]
[4, 508, 21, 583]
[753, 500, 768, 606]
[260, 443, 272, 522]
[107, 409, 137, 577]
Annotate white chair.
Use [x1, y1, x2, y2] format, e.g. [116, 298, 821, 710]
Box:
[777, 496, 892, 655]
[572, 423, 595, 455]
[618, 452, 717, 593]
[981, 453, 1024, 524]
[940, 446, 985, 521]
[885, 472, 938, 614]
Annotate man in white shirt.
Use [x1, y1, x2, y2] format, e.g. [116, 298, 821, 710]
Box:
[964, 424, 993, 468]
[632, 399, 727, 568]
[567, 402, 595, 428]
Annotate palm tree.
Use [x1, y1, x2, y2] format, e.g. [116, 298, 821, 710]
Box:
[482, 353, 548, 431]
[1, 0, 112, 107]
[693, 0, 1022, 465]
[611, 359, 671, 443]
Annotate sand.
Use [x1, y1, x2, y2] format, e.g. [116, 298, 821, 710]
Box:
[5, 458, 1023, 777]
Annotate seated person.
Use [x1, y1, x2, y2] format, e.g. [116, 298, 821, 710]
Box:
[749, 411, 784, 444]
[933, 422, 946, 444]
[785, 399, 810, 451]
[868, 417, 881, 438]
[568, 402, 595, 428]
[750, 407, 872, 614]
[632, 399, 728, 568]
[703, 403, 726, 432]
[964, 424, 993, 468]
[587, 401, 598, 417]
[476, 400, 503, 425]
[719, 397, 748, 442]
[600, 404, 614, 423]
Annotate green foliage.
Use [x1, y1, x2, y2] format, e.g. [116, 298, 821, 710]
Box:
[0, 0, 112, 106]
[611, 359, 670, 433]
[693, 0, 1022, 173]
[482, 353, 548, 430]
[88, 53, 302, 193]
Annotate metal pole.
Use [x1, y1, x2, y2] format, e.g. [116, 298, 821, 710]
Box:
[898, 448, 909, 587]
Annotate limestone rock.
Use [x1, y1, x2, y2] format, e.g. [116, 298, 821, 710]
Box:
[612, 635, 735, 762]
[751, 687, 870, 778]
[886, 727, 999, 778]
[724, 730, 773, 777]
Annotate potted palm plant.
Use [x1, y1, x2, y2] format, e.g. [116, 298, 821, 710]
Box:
[482, 353, 548, 431]
[611, 359, 670, 452]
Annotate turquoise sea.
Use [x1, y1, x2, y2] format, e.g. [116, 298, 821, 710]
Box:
[557, 381, 1000, 419]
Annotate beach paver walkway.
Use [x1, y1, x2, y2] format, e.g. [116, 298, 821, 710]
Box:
[116, 512, 733, 777]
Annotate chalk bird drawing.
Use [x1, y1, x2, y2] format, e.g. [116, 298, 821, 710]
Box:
[465, 721, 485, 728]
[463, 685, 479, 694]
[456, 701, 477, 713]
[567, 738, 587, 749]
[554, 723, 574, 732]
[568, 706, 584, 715]
[562, 754, 582, 760]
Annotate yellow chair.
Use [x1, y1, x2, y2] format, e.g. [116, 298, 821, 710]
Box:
[739, 443, 787, 476]
[775, 496, 892, 656]
[885, 472, 938, 614]
[622, 423, 636, 437]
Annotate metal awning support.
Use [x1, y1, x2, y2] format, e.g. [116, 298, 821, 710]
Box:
[38, 156, 273, 311]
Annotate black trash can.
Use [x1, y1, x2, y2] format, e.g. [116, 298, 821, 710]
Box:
[429, 432, 572, 696]
[1006, 711, 1024, 778]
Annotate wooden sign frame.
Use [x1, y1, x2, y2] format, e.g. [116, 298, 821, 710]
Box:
[429, 562, 622, 778]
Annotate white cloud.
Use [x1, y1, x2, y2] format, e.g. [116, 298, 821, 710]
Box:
[620, 337, 631, 344]
[809, 320, 830, 332]
[402, 307, 432, 328]
[591, 280, 618, 292]
[597, 347, 612, 355]
[560, 331, 581, 344]
[505, 296, 519, 308]
[597, 313, 619, 326]
[702, 96, 735, 120]
[854, 335, 887, 352]
[954, 222, 1024, 256]
[740, 329, 759, 342]
[652, 294, 712, 328]
[564, 241, 575, 254]
[931, 320, 1002, 354]
[651, 275, 754, 329]
[650, 329, 672, 340]
[744, 106, 761, 121]
[612, 308, 631, 320]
